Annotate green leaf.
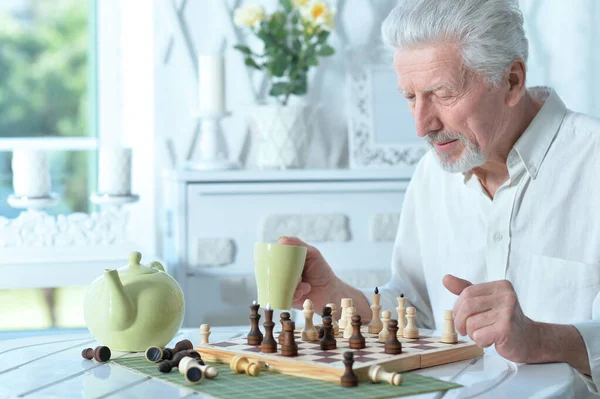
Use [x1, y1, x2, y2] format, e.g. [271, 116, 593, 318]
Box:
[233, 44, 252, 55]
[269, 82, 289, 96]
[244, 57, 261, 70]
[316, 45, 335, 56]
[292, 39, 302, 52]
[317, 30, 329, 44]
[280, 0, 293, 12]
[306, 56, 318, 66]
[268, 55, 288, 77]
[291, 78, 307, 95]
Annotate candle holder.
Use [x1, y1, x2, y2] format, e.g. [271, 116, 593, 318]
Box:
[7, 193, 60, 211]
[90, 193, 140, 208]
[186, 111, 240, 171]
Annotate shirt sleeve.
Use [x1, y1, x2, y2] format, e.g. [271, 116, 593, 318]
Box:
[573, 319, 600, 393]
[360, 156, 435, 330]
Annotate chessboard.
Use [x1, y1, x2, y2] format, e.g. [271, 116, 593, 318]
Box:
[196, 326, 483, 384]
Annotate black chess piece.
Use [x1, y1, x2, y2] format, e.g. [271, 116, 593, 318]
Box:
[278, 311, 291, 345]
[261, 307, 277, 353]
[158, 350, 201, 373]
[281, 320, 298, 357]
[340, 351, 359, 387]
[384, 319, 403, 355]
[320, 316, 337, 350]
[248, 302, 263, 345]
[349, 314, 366, 349]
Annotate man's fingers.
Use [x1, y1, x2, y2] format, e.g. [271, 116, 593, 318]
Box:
[279, 236, 321, 262]
[293, 282, 311, 300]
[442, 274, 473, 296]
[470, 324, 497, 348]
[454, 294, 497, 335]
[464, 309, 496, 338]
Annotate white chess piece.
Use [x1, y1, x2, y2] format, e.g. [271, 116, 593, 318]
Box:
[396, 296, 406, 337]
[326, 302, 339, 336]
[369, 365, 403, 386]
[403, 307, 419, 339]
[343, 306, 356, 338]
[338, 298, 352, 331]
[441, 310, 458, 344]
[200, 323, 211, 344]
[378, 310, 391, 342]
[301, 299, 318, 341]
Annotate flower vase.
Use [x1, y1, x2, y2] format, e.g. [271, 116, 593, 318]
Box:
[251, 103, 311, 169]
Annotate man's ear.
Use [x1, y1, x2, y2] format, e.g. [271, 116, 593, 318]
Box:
[506, 58, 526, 107]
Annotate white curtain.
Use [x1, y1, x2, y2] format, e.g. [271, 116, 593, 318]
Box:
[520, 0, 600, 118]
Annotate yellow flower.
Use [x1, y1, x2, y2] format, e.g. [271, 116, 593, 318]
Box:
[233, 4, 265, 28]
[292, 0, 310, 7]
[300, 1, 335, 31]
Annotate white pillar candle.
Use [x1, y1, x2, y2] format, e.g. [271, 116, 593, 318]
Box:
[198, 54, 225, 115]
[11, 150, 51, 198]
[98, 147, 132, 196]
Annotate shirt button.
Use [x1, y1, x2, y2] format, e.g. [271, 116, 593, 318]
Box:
[529, 164, 537, 174]
[494, 232, 503, 242]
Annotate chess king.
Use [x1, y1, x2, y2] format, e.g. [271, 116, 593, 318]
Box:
[281, 0, 600, 395]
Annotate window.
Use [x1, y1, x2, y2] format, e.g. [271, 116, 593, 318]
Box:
[0, 0, 97, 216]
[0, 0, 98, 334]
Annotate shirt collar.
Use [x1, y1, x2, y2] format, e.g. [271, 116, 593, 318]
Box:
[512, 86, 567, 179]
[463, 86, 567, 184]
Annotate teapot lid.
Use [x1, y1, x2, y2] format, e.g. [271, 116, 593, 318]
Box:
[118, 252, 160, 276]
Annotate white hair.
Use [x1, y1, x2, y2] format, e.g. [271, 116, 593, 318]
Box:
[381, 0, 528, 86]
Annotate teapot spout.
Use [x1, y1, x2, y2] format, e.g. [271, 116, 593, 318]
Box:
[104, 269, 136, 331]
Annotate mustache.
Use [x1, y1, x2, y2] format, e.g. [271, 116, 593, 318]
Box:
[425, 131, 465, 145]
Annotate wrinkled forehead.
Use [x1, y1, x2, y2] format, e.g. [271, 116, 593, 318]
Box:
[392, 43, 467, 92]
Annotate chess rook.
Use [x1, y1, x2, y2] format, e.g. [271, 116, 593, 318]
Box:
[320, 316, 337, 350]
[441, 310, 458, 344]
[261, 306, 278, 353]
[340, 351, 359, 387]
[230, 355, 261, 376]
[384, 319, 403, 355]
[281, 320, 299, 357]
[368, 287, 383, 334]
[378, 310, 391, 342]
[368, 365, 403, 386]
[326, 302, 340, 335]
[339, 298, 352, 331]
[247, 301, 263, 345]
[278, 312, 291, 345]
[403, 307, 419, 339]
[396, 294, 407, 338]
[301, 299, 318, 341]
[349, 314, 366, 349]
[200, 324, 211, 344]
[343, 306, 356, 339]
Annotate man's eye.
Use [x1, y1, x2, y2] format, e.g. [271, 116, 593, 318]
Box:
[404, 96, 416, 101]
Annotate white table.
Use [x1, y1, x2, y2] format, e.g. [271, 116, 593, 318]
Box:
[0, 327, 578, 399]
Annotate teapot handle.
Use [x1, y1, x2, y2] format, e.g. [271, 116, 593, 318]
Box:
[149, 261, 166, 272]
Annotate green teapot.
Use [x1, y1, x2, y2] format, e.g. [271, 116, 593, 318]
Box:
[83, 251, 184, 352]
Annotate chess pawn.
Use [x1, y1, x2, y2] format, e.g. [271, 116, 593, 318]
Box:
[368, 287, 383, 334]
[343, 306, 356, 339]
[378, 310, 391, 342]
[348, 314, 366, 349]
[339, 298, 352, 331]
[402, 306, 419, 339]
[340, 351, 359, 387]
[441, 310, 458, 344]
[178, 357, 204, 384]
[281, 320, 299, 357]
[301, 299, 318, 341]
[384, 319, 402, 355]
[368, 365, 403, 386]
[320, 316, 337, 350]
[396, 295, 406, 337]
[82, 346, 111, 362]
[230, 355, 261, 376]
[326, 302, 340, 336]
[200, 324, 211, 344]
[278, 312, 291, 345]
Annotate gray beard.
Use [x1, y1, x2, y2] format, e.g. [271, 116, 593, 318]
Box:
[426, 131, 487, 173]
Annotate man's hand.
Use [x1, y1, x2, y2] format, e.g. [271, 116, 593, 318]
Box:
[443, 274, 540, 363]
[278, 236, 340, 311]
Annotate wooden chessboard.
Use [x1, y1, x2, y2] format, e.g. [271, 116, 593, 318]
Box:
[195, 326, 483, 384]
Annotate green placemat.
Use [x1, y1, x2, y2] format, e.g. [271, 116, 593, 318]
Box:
[113, 356, 462, 399]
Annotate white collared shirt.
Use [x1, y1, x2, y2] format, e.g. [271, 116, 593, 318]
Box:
[372, 87, 600, 395]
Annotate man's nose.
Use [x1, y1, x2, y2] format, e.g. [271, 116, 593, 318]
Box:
[413, 99, 442, 138]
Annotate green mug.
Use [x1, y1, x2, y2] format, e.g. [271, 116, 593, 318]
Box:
[254, 242, 307, 310]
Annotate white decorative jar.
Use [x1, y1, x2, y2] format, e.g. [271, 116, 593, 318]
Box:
[11, 150, 51, 198]
[251, 103, 311, 169]
[98, 147, 132, 196]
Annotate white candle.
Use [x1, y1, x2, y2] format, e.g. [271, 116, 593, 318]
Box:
[11, 150, 51, 198]
[198, 54, 225, 115]
[98, 147, 132, 196]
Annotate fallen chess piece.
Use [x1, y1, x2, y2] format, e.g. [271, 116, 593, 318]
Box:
[158, 350, 201, 373]
[368, 365, 402, 386]
[145, 346, 173, 363]
[179, 356, 219, 383]
[81, 346, 111, 362]
[230, 355, 261, 376]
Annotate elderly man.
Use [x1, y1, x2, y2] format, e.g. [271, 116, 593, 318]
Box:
[280, 0, 600, 394]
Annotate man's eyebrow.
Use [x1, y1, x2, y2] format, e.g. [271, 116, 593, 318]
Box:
[399, 82, 453, 96]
